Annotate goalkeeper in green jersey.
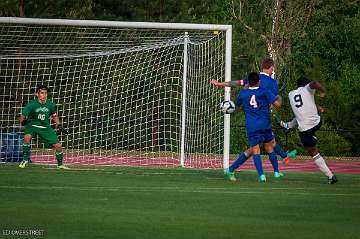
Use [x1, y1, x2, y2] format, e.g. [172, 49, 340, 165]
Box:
[18, 85, 69, 169]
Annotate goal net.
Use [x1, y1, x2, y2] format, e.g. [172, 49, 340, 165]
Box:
[0, 18, 232, 168]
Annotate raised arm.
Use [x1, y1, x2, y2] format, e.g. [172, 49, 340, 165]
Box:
[210, 79, 246, 88]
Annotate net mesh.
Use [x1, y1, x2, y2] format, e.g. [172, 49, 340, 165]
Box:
[0, 21, 226, 168]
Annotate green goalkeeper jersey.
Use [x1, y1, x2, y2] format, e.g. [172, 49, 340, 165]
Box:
[21, 97, 57, 128]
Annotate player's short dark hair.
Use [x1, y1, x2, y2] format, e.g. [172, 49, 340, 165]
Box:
[247, 72, 260, 87]
[261, 57, 274, 70]
[36, 85, 49, 93]
[297, 76, 311, 87]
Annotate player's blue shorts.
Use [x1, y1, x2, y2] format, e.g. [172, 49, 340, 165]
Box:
[299, 121, 322, 147]
[247, 128, 274, 147]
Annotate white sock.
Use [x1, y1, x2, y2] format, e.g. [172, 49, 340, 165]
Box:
[313, 154, 333, 178]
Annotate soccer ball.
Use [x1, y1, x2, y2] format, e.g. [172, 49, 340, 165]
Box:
[220, 100, 236, 114]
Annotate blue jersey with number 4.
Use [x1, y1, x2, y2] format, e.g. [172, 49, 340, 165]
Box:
[235, 87, 277, 133]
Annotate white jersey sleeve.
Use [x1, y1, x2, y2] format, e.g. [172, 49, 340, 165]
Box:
[288, 84, 320, 132]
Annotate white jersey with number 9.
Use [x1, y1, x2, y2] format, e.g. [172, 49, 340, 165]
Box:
[288, 83, 320, 132]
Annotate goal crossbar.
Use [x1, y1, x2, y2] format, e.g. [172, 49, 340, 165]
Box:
[0, 17, 232, 31]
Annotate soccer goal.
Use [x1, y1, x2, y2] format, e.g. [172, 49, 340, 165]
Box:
[0, 17, 232, 169]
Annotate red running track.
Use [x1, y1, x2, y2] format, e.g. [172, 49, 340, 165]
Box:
[240, 159, 360, 174]
[30, 155, 360, 174]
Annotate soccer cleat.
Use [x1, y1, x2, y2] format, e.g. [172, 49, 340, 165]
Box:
[283, 149, 297, 164]
[328, 175, 338, 184]
[224, 168, 237, 181]
[259, 174, 266, 182]
[57, 165, 70, 170]
[274, 171, 284, 178]
[287, 149, 297, 158]
[19, 160, 28, 169]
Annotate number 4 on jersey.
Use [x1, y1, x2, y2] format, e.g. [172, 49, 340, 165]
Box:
[250, 95, 258, 108]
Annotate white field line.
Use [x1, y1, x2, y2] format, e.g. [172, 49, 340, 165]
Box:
[0, 185, 357, 197]
[43, 167, 209, 175]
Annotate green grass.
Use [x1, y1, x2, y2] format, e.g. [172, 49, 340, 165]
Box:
[0, 164, 359, 239]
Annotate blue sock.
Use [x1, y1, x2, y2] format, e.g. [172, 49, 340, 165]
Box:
[229, 152, 247, 172]
[253, 154, 264, 176]
[274, 144, 287, 158]
[268, 151, 279, 172]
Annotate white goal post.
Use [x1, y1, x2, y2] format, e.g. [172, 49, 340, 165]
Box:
[0, 17, 232, 169]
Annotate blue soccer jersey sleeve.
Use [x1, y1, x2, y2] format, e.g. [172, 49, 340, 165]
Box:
[259, 73, 279, 96]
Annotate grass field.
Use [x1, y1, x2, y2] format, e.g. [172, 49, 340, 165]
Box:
[1, 164, 359, 239]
